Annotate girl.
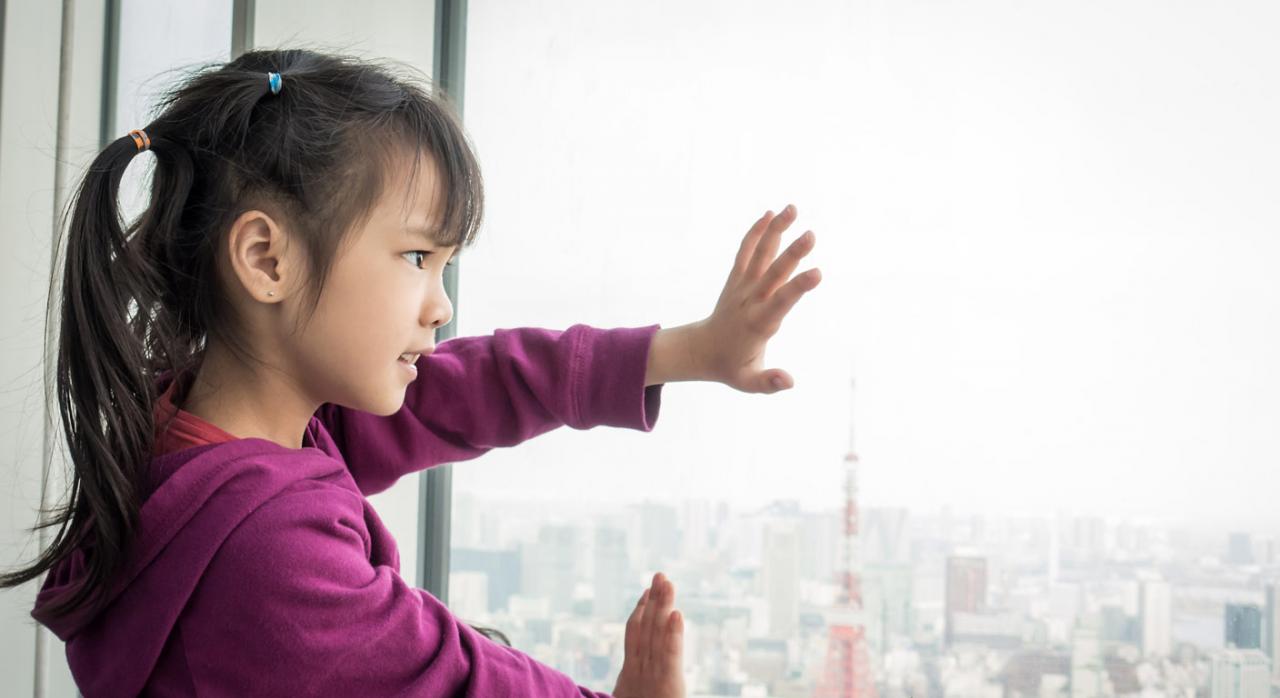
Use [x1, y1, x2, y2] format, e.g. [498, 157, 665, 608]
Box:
[2, 48, 821, 696]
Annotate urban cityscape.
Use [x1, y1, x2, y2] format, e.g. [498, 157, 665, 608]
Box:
[449, 471, 1277, 697]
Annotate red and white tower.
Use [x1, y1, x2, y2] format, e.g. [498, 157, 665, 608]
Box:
[814, 378, 877, 698]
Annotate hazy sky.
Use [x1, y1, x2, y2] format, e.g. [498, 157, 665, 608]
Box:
[451, 0, 1280, 530]
[105, 1, 1280, 530]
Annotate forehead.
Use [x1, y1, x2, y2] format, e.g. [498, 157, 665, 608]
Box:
[372, 151, 450, 244]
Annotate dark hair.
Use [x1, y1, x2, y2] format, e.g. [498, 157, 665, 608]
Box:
[0, 48, 485, 625]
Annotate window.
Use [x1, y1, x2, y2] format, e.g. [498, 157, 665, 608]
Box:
[449, 2, 1280, 695]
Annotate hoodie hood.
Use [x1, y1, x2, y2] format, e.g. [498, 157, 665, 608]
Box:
[30, 371, 348, 695]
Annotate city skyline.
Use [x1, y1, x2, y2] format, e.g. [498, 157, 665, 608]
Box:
[449, 489, 1280, 696]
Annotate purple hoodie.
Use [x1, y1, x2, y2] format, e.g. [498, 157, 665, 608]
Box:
[31, 324, 663, 697]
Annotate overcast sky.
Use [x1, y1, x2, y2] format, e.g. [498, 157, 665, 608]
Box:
[450, 0, 1280, 531]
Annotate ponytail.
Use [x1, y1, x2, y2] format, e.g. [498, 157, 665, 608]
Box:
[0, 131, 181, 620]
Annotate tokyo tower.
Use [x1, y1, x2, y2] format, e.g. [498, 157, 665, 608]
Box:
[814, 378, 877, 698]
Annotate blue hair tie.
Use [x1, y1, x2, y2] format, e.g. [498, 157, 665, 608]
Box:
[267, 72, 283, 95]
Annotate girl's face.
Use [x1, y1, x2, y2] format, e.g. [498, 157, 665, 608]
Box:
[284, 156, 457, 417]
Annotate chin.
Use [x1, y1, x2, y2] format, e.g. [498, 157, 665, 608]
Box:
[370, 392, 407, 417]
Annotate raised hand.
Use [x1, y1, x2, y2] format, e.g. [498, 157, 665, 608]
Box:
[642, 204, 821, 392]
[700, 204, 820, 393]
[612, 572, 685, 698]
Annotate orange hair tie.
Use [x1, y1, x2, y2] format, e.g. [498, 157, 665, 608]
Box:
[128, 129, 151, 152]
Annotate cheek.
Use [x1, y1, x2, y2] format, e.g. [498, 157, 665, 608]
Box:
[297, 277, 401, 361]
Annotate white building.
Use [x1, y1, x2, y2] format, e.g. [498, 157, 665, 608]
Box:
[1070, 621, 1107, 698]
[762, 521, 800, 639]
[1265, 583, 1280, 683]
[593, 526, 630, 621]
[1139, 579, 1172, 657]
[1210, 648, 1270, 698]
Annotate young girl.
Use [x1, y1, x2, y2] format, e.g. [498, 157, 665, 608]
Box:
[2, 48, 821, 696]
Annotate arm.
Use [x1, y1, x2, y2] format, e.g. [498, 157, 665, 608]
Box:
[315, 324, 664, 495]
[187, 485, 611, 696]
[319, 203, 822, 496]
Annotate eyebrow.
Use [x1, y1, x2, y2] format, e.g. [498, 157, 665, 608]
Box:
[403, 225, 460, 262]
[403, 224, 444, 242]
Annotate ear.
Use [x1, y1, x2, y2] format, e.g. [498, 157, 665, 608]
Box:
[225, 209, 296, 303]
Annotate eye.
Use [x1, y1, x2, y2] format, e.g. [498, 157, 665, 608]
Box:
[403, 250, 432, 269]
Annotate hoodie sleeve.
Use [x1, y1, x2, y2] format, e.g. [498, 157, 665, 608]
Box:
[184, 482, 615, 697]
[314, 324, 664, 496]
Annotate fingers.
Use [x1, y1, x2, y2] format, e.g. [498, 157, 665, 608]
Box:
[745, 204, 797, 280]
[761, 267, 822, 334]
[638, 574, 660, 671]
[733, 211, 774, 277]
[643, 572, 676, 669]
[743, 264, 819, 394]
[665, 609, 684, 666]
[756, 229, 815, 301]
[624, 587, 649, 670]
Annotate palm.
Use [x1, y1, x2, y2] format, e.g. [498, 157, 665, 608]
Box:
[700, 204, 821, 394]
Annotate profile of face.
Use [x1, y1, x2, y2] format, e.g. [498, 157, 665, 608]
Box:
[227, 151, 458, 419]
[302, 154, 457, 416]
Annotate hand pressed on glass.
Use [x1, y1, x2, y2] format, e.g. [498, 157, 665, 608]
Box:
[644, 204, 821, 394]
[612, 572, 685, 698]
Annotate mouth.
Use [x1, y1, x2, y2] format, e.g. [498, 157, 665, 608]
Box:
[397, 346, 434, 365]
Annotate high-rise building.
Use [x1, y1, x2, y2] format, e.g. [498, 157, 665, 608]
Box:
[1210, 648, 1270, 698]
[945, 556, 987, 647]
[593, 526, 630, 621]
[1225, 604, 1263, 650]
[1048, 516, 1061, 585]
[679, 499, 714, 560]
[448, 571, 490, 620]
[452, 547, 522, 613]
[1100, 605, 1139, 646]
[521, 524, 580, 614]
[762, 521, 799, 639]
[638, 501, 681, 571]
[1266, 584, 1280, 682]
[864, 508, 910, 565]
[798, 510, 840, 584]
[864, 563, 914, 655]
[1071, 516, 1106, 564]
[1070, 621, 1105, 698]
[1228, 533, 1254, 566]
[1139, 580, 1172, 657]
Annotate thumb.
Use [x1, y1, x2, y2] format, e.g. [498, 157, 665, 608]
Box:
[754, 369, 793, 394]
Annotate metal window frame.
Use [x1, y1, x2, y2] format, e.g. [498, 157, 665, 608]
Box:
[418, 0, 467, 604]
[99, 0, 119, 147]
[230, 0, 253, 60]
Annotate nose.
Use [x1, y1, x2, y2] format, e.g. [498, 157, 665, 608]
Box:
[422, 279, 453, 330]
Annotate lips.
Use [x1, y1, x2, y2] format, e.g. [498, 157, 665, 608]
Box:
[397, 346, 435, 364]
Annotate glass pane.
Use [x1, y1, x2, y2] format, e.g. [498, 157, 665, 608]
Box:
[452, 1, 1280, 695]
[115, 0, 231, 223]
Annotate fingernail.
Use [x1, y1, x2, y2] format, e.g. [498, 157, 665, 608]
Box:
[771, 376, 785, 390]
[786, 204, 795, 215]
